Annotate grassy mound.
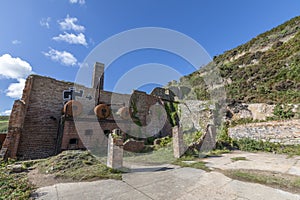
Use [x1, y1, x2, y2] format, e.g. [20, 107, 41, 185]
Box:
[37, 150, 122, 181]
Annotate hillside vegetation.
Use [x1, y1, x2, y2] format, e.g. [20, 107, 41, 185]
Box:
[169, 16, 300, 104]
[0, 116, 9, 133]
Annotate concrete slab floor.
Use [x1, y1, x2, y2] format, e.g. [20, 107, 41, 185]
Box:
[33, 151, 300, 200]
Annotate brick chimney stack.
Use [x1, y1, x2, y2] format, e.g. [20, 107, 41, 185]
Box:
[92, 62, 104, 90]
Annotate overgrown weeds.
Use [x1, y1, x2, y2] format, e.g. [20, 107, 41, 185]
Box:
[0, 160, 34, 200]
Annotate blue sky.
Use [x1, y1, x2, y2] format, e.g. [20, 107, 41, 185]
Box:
[0, 0, 299, 115]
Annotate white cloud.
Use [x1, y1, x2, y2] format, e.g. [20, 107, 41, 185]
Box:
[53, 32, 87, 46]
[6, 78, 26, 98]
[43, 48, 77, 66]
[58, 15, 85, 32]
[0, 109, 11, 116]
[12, 40, 21, 45]
[0, 54, 33, 99]
[40, 17, 51, 29]
[69, 0, 85, 5]
[0, 54, 32, 80]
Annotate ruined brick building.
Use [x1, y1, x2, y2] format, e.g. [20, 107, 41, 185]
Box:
[0, 62, 176, 160]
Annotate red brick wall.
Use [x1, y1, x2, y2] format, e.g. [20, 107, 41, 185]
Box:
[2, 99, 29, 159]
[61, 119, 119, 157]
[123, 139, 145, 152]
[8, 75, 73, 159]
[61, 120, 85, 150]
[0, 134, 6, 148]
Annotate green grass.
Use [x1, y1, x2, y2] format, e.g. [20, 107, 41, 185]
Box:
[0, 121, 8, 133]
[155, 136, 172, 149]
[231, 157, 248, 162]
[172, 157, 211, 172]
[187, 149, 231, 158]
[37, 150, 122, 181]
[124, 146, 176, 164]
[0, 160, 34, 200]
[0, 116, 9, 121]
[224, 169, 300, 194]
[230, 118, 266, 127]
[0, 116, 9, 132]
[206, 149, 231, 157]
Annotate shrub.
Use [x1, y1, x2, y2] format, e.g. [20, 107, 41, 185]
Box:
[273, 104, 295, 119]
[233, 138, 279, 152]
[215, 123, 233, 150]
[233, 138, 300, 156]
[159, 136, 172, 147]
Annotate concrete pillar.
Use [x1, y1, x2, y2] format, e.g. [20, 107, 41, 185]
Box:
[172, 125, 184, 158]
[107, 131, 123, 169]
[92, 62, 104, 90]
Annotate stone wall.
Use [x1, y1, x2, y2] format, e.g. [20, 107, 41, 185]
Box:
[100, 89, 172, 137]
[229, 119, 300, 145]
[179, 100, 215, 133]
[247, 104, 275, 120]
[227, 103, 299, 121]
[227, 103, 275, 121]
[151, 87, 176, 101]
[123, 139, 145, 152]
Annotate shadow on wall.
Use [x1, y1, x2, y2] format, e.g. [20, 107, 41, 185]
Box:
[0, 134, 7, 149]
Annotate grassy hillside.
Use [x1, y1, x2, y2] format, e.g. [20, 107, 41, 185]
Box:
[0, 116, 9, 133]
[170, 16, 300, 104]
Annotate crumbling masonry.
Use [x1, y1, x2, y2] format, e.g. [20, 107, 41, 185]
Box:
[0, 62, 176, 160]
